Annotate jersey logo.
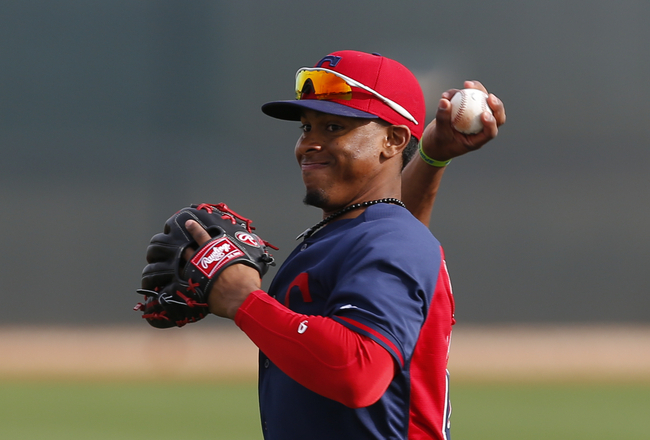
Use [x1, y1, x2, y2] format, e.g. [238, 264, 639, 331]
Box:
[190, 237, 243, 278]
[298, 320, 308, 334]
[316, 55, 342, 68]
[285, 272, 312, 307]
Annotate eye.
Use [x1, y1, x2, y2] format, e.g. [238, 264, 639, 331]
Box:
[299, 124, 311, 133]
[326, 124, 343, 132]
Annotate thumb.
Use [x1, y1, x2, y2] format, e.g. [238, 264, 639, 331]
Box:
[434, 97, 452, 128]
[185, 220, 211, 246]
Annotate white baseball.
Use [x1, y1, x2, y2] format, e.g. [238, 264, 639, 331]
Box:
[449, 88, 492, 135]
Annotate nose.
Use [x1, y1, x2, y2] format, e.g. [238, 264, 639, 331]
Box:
[294, 132, 322, 160]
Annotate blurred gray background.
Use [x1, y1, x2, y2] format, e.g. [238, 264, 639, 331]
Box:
[0, 0, 647, 326]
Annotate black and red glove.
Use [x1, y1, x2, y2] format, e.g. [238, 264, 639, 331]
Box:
[135, 203, 276, 328]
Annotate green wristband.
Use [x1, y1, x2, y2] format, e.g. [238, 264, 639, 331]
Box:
[419, 140, 452, 167]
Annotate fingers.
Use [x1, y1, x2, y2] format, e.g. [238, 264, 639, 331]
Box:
[182, 220, 212, 263]
[185, 220, 211, 246]
[440, 88, 458, 102]
[462, 109, 498, 147]
[464, 80, 506, 127]
[434, 96, 452, 126]
[487, 93, 506, 127]
[463, 80, 487, 94]
[477, 111, 498, 140]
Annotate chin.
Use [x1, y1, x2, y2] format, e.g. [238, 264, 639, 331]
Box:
[303, 189, 328, 208]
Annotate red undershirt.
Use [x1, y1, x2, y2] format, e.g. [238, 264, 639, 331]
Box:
[234, 289, 395, 408]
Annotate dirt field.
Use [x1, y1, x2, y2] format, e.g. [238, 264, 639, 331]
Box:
[1, 323, 649, 382]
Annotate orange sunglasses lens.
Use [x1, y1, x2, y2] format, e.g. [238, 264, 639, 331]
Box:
[295, 69, 352, 100]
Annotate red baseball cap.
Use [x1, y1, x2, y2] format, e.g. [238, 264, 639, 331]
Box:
[262, 50, 426, 140]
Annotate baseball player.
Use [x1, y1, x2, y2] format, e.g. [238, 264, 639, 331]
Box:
[185, 50, 505, 439]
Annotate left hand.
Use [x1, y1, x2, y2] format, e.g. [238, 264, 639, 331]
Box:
[184, 220, 262, 320]
[420, 80, 506, 161]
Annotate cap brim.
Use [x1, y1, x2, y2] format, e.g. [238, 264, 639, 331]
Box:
[261, 100, 378, 121]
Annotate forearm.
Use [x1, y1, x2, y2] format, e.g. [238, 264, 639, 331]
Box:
[207, 264, 262, 319]
[401, 152, 447, 228]
[234, 290, 395, 408]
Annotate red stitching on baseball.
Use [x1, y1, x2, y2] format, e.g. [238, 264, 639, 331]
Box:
[453, 91, 468, 126]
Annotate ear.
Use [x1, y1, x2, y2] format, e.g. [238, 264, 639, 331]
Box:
[381, 125, 411, 160]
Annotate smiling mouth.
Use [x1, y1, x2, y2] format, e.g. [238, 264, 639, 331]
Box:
[300, 161, 328, 171]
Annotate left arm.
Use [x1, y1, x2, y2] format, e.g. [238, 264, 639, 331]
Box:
[184, 220, 395, 408]
[235, 290, 395, 408]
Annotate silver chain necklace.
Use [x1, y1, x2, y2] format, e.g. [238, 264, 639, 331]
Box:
[296, 198, 405, 240]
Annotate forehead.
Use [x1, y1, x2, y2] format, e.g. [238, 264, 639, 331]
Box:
[299, 109, 389, 127]
[300, 108, 353, 120]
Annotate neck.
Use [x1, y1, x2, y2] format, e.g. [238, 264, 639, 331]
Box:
[296, 197, 405, 240]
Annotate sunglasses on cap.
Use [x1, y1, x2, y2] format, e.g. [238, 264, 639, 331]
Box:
[295, 67, 419, 125]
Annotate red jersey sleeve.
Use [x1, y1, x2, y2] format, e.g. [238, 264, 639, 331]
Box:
[234, 289, 395, 408]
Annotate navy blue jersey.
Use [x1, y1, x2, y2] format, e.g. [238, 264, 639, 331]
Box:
[258, 203, 454, 440]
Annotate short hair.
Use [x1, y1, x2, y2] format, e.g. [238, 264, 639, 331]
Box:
[401, 135, 419, 170]
[374, 117, 419, 170]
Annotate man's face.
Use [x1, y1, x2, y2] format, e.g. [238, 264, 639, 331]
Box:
[294, 109, 394, 216]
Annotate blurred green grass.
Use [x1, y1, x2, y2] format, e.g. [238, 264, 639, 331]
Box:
[1, 380, 649, 439]
[0, 380, 262, 440]
[451, 382, 650, 440]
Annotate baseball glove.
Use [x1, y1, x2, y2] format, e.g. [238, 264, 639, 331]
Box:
[134, 203, 276, 328]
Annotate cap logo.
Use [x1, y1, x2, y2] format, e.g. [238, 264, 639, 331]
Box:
[191, 237, 244, 278]
[316, 55, 341, 68]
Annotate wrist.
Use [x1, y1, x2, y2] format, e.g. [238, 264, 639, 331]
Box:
[208, 282, 261, 320]
[418, 139, 452, 167]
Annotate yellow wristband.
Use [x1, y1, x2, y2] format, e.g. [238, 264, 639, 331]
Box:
[419, 140, 452, 167]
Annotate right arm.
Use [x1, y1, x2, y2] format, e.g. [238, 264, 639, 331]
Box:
[402, 81, 506, 226]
